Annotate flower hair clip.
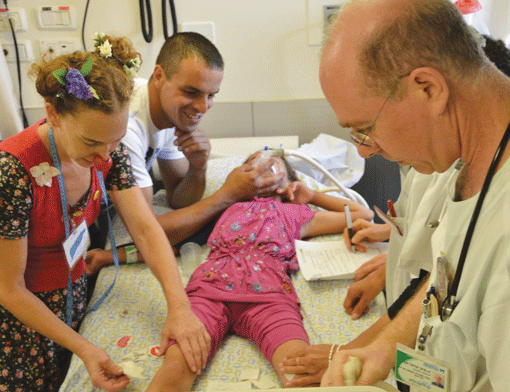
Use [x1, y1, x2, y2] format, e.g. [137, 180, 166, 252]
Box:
[52, 55, 100, 100]
[93, 32, 112, 58]
[123, 57, 141, 80]
[93, 32, 141, 80]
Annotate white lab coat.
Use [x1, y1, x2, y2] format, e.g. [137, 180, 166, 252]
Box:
[386, 164, 458, 307]
[415, 158, 510, 391]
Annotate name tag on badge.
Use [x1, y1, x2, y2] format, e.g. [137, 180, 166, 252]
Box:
[63, 220, 90, 270]
[396, 343, 450, 392]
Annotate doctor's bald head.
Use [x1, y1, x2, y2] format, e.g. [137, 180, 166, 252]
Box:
[320, 0, 487, 98]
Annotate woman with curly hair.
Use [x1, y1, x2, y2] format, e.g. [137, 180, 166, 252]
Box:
[0, 34, 209, 391]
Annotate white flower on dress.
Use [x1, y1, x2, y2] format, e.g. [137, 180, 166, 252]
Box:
[29, 162, 60, 187]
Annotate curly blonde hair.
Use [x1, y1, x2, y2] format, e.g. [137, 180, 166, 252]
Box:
[30, 35, 142, 115]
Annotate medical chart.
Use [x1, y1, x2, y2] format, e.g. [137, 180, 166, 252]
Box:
[295, 239, 388, 280]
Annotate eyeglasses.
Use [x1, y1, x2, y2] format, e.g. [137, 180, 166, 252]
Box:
[349, 76, 406, 148]
[349, 93, 392, 148]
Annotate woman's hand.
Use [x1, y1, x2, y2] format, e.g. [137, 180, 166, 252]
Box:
[157, 304, 211, 375]
[80, 345, 130, 391]
[279, 344, 336, 387]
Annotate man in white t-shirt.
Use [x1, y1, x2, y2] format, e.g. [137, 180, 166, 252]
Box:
[122, 32, 285, 246]
[124, 32, 223, 210]
[87, 33, 285, 271]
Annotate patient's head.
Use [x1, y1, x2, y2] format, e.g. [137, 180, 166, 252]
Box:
[246, 150, 298, 195]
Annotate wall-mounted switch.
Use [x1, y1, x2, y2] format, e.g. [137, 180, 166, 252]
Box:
[0, 8, 28, 32]
[35, 6, 77, 30]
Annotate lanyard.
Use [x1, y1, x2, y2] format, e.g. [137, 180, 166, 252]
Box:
[48, 128, 119, 326]
[440, 120, 510, 321]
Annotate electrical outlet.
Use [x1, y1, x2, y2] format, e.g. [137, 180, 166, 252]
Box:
[3, 40, 33, 63]
[40, 38, 81, 61]
[0, 8, 28, 32]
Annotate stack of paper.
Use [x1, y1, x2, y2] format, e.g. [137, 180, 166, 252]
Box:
[295, 239, 388, 281]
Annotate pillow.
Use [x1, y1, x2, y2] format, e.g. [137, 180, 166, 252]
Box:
[202, 156, 247, 199]
[202, 155, 346, 201]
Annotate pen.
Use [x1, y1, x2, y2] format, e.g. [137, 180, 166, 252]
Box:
[387, 199, 397, 218]
[344, 204, 356, 251]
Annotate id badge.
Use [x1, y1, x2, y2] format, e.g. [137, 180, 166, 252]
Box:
[436, 253, 455, 307]
[396, 343, 450, 392]
[63, 220, 90, 270]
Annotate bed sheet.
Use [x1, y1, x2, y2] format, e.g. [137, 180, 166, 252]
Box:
[59, 154, 392, 391]
[59, 236, 389, 392]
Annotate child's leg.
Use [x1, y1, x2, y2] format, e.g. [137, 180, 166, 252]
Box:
[232, 301, 310, 386]
[145, 344, 197, 392]
[145, 295, 232, 392]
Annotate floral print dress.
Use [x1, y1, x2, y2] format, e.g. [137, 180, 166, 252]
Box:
[0, 128, 136, 391]
[186, 197, 317, 307]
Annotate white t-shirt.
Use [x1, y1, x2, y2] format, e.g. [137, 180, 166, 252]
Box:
[123, 78, 185, 188]
[414, 158, 510, 391]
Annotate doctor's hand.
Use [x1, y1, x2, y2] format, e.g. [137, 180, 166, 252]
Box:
[158, 304, 211, 374]
[174, 128, 211, 171]
[279, 344, 338, 387]
[345, 220, 392, 252]
[80, 344, 130, 391]
[321, 341, 394, 387]
[344, 254, 387, 320]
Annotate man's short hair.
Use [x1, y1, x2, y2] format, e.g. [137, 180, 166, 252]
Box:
[156, 32, 224, 78]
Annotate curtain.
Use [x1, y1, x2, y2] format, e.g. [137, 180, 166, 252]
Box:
[0, 40, 23, 140]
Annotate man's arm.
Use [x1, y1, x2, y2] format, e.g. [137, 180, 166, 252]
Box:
[158, 157, 206, 209]
[158, 161, 285, 245]
[159, 128, 212, 209]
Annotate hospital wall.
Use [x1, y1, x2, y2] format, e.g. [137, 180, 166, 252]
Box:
[1, 0, 509, 144]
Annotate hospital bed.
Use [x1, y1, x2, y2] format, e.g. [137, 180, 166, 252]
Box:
[59, 136, 394, 391]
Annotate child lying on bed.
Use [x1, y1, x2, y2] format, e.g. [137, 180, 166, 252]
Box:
[144, 150, 374, 391]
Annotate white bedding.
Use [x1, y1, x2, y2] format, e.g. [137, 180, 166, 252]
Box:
[59, 147, 391, 391]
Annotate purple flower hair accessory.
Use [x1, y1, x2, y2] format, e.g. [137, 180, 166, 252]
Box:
[65, 68, 93, 100]
[52, 55, 100, 100]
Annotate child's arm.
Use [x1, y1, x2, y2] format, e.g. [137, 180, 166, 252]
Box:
[284, 182, 373, 238]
